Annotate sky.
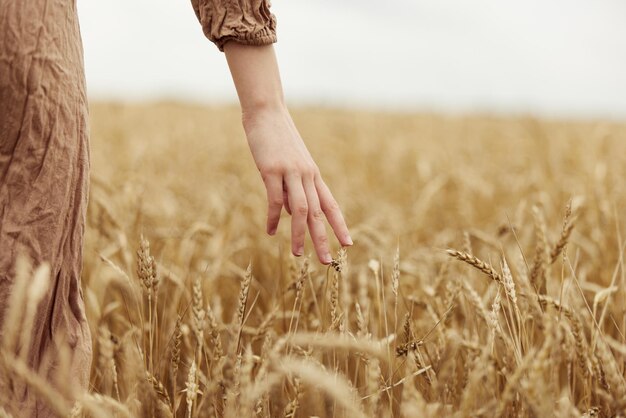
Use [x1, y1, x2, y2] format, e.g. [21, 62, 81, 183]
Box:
[78, 0, 626, 119]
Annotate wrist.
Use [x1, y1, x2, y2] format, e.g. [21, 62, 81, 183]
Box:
[241, 97, 286, 116]
[241, 100, 288, 128]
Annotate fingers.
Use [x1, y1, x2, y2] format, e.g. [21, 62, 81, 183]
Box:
[315, 177, 353, 247]
[266, 169, 351, 265]
[303, 177, 333, 264]
[284, 173, 308, 257]
[264, 174, 283, 235]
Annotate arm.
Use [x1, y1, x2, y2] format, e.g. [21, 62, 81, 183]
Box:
[224, 43, 352, 264]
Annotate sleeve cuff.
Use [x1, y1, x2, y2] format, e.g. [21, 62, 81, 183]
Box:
[215, 26, 277, 52]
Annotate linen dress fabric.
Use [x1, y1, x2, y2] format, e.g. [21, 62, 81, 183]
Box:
[0, 0, 276, 416]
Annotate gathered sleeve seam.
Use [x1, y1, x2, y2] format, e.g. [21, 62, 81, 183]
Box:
[215, 25, 277, 52]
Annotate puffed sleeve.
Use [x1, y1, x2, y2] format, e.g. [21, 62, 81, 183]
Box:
[191, 0, 277, 52]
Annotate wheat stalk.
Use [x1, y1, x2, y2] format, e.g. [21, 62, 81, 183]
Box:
[446, 250, 503, 284]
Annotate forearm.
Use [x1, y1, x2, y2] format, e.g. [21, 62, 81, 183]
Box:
[224, 42, 286, 117]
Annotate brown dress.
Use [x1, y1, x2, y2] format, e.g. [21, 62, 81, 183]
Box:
[0, 0, 276, 416]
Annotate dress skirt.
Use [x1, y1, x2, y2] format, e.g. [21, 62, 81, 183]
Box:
[0, 0, 92, 415]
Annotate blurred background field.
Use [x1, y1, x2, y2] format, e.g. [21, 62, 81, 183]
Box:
[87, 102, 626, 265]
[82, 102, 626, 417]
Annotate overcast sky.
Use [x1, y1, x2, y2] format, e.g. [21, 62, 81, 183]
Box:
[78, 0, 626, 119]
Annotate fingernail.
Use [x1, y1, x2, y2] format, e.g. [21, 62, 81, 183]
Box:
[346, 235, 354, 246]
[269, 227, 277, 235]
[322, 253, 332, 264]
[296, 245, 304, 256]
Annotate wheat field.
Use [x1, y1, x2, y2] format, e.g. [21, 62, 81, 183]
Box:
[5, 102, 626, 417]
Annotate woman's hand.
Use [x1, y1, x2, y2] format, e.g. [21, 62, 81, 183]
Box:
[224, 42, 351, 264]
[242, 104, 352, 264]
